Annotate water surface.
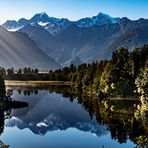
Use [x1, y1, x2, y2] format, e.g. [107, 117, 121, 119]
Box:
[0, 86, 147, 148]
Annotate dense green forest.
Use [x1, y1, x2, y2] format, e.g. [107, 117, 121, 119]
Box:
[1, 45, 148, 110]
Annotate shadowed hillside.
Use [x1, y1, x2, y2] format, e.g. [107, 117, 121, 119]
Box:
[0, 27, 61, 70]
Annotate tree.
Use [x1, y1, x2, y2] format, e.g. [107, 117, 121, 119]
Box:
[23, 67, 28, 74]
[7, 68, 14, 75]
[99, 48, 135, 97]
[34, 69, 39, 74]
[0, 77, 6, 97]
[0, 68, 6, 78]
[17, 69, 22, 74]
[136, 65, 148, 111]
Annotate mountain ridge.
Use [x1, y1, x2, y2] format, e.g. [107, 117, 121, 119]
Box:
[2, 12, 148, 66]
[16, 16, 148, 65]
[2, 12, 120, 34]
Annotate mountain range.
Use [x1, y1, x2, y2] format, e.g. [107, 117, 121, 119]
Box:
[2, 12, 120, 33]
[2, 12, 148, 67]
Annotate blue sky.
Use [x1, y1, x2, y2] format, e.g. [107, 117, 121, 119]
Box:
[0, 0, 148, 24]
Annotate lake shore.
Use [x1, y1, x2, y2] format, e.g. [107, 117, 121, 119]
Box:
[5, 80, 74, 87]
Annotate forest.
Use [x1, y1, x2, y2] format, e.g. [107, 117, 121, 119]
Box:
[0, 45, 148, 110]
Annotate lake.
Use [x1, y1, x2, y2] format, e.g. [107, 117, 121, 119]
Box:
[0, 86, 147, 148]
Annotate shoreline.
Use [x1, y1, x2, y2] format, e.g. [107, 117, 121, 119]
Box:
[5, 80, 140, 102]
[5, 80, 74, 87]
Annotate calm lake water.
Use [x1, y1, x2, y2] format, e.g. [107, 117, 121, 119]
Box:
[0, 86, 147, 148]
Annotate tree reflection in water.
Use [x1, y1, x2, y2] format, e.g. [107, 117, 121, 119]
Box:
[0, 109, 10, 148]
[79, 94, 148, 147]
[5, 85, 148, 147]
[0, 79, 28, 148]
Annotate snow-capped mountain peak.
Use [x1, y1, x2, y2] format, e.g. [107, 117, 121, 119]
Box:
[30, 12, 50, 23]
[76, 12, 120, 27]
[40, 12, 47, 16]
[96, 12, 120, 23]
[38, 21, 49, 27]
[2, 12, 120, 34]
[97, 12, 110, 17]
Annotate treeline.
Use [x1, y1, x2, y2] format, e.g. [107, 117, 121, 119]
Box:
[2, 45, 148, 99]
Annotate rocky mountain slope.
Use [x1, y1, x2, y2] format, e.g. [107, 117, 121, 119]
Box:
[0, 27, 61, 69]
[2, 12, 148, 66]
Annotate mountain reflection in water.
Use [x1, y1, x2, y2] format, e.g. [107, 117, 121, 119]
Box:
[0, 85, 147, 148]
